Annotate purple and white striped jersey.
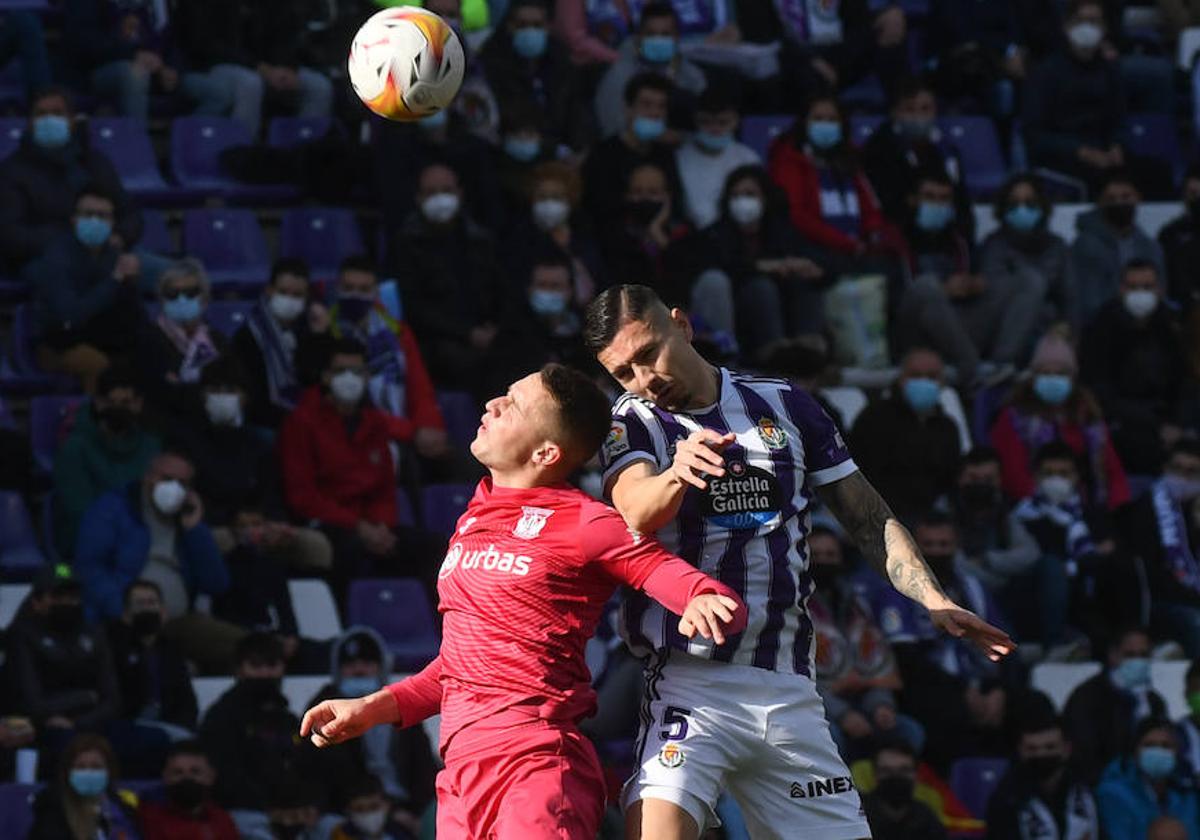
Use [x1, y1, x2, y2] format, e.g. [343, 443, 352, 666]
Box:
[600, 368, 857, 675]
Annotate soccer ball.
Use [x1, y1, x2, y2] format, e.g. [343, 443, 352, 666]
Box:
[347, 6, 465, 121]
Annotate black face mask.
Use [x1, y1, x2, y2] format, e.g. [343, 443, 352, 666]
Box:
[958, 482, 1000, 513]
[48, 602, 84, 635]
[98, 406, 135, 435]
[240, 676, 282, 699]
[1022, 755, 1065, 782]
[627, 199, 663, 226]
[875, 776, 915, 808]
[130, 610, 161, 639]
[166, 779, 210, 810]
[1102, 203, 1135, 229]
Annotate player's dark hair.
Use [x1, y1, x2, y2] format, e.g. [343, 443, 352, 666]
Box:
[624, 72, 673, 106]
[165, 738, 212, 765]
[583, 284, 664, 353]
[639, 1, 679, 28]
[270, 257, 311, 285]
[1033, 440, 1081, 471]
[539, 363, 613, 464]
[123, 578, 162, 608]
[338, 254, 377, 280]
[961, 446, 1000, 468]
[96, 363, 140, 398]
[235, 631, 284, 668]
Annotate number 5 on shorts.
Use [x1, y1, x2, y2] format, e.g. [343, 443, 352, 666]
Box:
[659, 705, 691, 741]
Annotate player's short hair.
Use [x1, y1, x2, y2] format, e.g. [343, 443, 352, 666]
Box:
[539, 363, 613, 464]
[165, 738, 212, 765]
[123, 578, 162, 607]
[270, 257, 310, 285]
[583, 284, 666, 353]
[624, 72, 672, 107]
[1033, 441, 1080, 471]
[235, 631, 284, 668]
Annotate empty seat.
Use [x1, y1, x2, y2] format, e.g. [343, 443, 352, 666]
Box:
[1126, 112, 1184, 187]
[88, 117, 170, 198]
[181, 208, 270, 292]
[140, 209, 175, 255]
[949, 757, 1009, 818]
[396, 487, 416, 529]
[939, 116, 1007, 197]
[287, 578, 343, 641]
[850, 114, 885, 147]
[0, 582, 31, 629]
[435, 390, 480, 449]
[278, 207, 366, 283]
[0, 491, 44, 578]
[739, 114, 792, 160]
[29, 394, 83, 475]
[205, 301, 254, 337]
[420, 483, 475, 536]
[1, 306, 79, 394]
[347, 578, 439, 670]
[0, 117, 25, 162]
[0, 784, 39, 840]
[170, 116, 297, 203]
[267, 116, 333, 148]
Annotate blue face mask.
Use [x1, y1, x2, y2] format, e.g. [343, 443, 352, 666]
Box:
[75, 216, 112, 248]
[338, 676, 381, 698]
[512, 27, 548, 58]
[69, 768, 108, 797]
[419, 109, 448, 130]
[695, 130, 732, 153]
[504, 136, 540, 162]
[807, 120, 842, 150]
[1111, 656, 1151, 691]
[32, 114, 71, 148]
[1004, 204, 1043, 232]
[163, 294, 202, 324]
[1033, 374, 1072, 406]
[902, 377, 941, 413]
[915, 201, 955, 232]
[640, 35, 676, 64]
[1138, 746, 1176, 780]
[632, 115, 665, 142]
[529, 288, 568, 315]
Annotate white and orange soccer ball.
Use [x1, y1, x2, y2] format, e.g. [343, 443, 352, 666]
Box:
[347, 6, 465, 121]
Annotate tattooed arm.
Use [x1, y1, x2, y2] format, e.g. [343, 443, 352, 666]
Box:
[815, 470, 1015, 661]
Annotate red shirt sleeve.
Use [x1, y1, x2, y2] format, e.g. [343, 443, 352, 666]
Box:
[768, 138, 859, 254]
[990, 408, 1035, 501]
[385, 656, 443, 728]
[399, 325, 445, 432]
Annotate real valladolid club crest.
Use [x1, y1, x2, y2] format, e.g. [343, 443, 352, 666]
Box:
[757, 417, 788, 450]
[658, 743, 685, 768]
[513, 506, 554, 540]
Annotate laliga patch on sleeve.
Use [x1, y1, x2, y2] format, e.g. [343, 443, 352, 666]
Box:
[605, 420, 630, 460]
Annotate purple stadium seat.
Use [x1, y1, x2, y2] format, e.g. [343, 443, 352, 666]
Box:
[1126, 113, 1184, 187]
[851, 114, 885, 147]
[396, 487, 416, 528]
[170, 116, 297, 203]
[896, 0, 930, 15]
[88, 117, 171, 199]
[144, 300, 253, 338]
[0, 58, 24, 104]
[436, 390, 480, 449]
[0, 305, 78, 395]
[30, 394, 83, 475]
[938, 116, 1007, 197]
[950, 757, 1009, 818]
[0, 117, 24, 161]
[0, 490, 45, 578]
[971, 383, 1008, 446]
[0, 784, 39, 840]
[347, 578, 440, 670]
[140, 209, 175, 255]
[420, 483, 475, 537]
[278, 207, 367, 283]
[840, 76, 887, 110]
[739, 114, 792, 160]
[267, 116, 333, 148]
[181, 208, 270, 293]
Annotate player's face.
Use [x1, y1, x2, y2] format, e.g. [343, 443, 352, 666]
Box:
[597, 309, 700, 411]
[472, 373, 561, 471]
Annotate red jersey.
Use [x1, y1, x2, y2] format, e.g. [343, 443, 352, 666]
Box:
[387, 479, 745, 751]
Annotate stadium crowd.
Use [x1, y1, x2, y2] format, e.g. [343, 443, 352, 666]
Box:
[3, 0, 1200, 837]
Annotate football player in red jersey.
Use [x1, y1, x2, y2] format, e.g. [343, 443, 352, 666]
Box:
[301, 364, 746, 839]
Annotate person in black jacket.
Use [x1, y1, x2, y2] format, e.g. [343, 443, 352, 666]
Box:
[927, 0, 1025, 122]
[1158, 165, 1200, 312]
[861, 739, 948, 840]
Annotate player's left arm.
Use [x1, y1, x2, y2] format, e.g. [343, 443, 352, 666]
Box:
[815, 471, 1015, 662]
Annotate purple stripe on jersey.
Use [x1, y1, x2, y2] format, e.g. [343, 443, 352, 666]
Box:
[710, 530, 754, 663]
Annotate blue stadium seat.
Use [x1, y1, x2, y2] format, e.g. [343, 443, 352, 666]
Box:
[0, 490, 45, 579]
[939, 116, 1007, 197]
[88, 117, 171, 200]
[840, 76, 887, 110]
[267, 116, 333, 148]
[29, 394, 83, 476]
[0, 305, 79, 395]
[1126, 112, 1184, 188]
[420, 483, 475, 536]
[278, 207, 367, 283]
[170, 116, 296, 203]
[204, 301, 254, 337]
[436, 390, 479, 449]
[0, 117, 25, 162]
[0, 783, 39, 840]
[181, 208, 270, 293]
[140, 209, 175, 255]
[739, 114, 792, 160]
[850, 114, 886, 147]
[347, 579, 439, 670]
[950, 756, 1009, 818]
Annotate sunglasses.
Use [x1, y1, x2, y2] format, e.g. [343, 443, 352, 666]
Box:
[162, 287, 201, 301]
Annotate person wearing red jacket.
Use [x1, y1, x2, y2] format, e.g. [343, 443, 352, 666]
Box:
[140, 740, 238, 840]
[301, 363, 747, 839]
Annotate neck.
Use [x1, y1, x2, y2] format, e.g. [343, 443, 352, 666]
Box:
[683, 363, 721, 410]
[489, 466, 553, 490]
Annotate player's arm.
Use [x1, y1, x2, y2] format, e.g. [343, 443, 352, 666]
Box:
[301, 656, 443, 747]
[815, 471, 1015, 662]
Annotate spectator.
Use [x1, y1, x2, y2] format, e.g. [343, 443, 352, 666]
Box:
[1118, 442, 1200, 659]
[593, 1, 706, 138]
[859, 740, 948, 840]
[136, 259, 230, 424]
[1158, 164, 1200, 311]
[73, 451, 239, 671]
[849, 347, 962, 523]
[28, 733, 140, 840]
[1070, 170, 1166, 329]
[140, 739, 237, 840]
[329, 774, 407, 840]
[232, 258, 329, 429]
[1063, 625, 1168, 785]
[262, 775, 324, 840]
[0, 86, 141, 272]
[675, 83, 760, 230]
[390, 163, 505, 395]
[985, 711, 1100, 840]
[1097, 716, 1200, 840]
[30, 184, 144, 393]
[492, 100, 554, 220]
[862, 77, 973, 238]
[599, 161, 691, 305]
[53, 364, 161, 559]
[551, 0, 627, 65]
[1081, 259, 1190, 474]
[927, 0, 1025, 122]
[107, 580, 198, 734]
[1180, 660, 1200, 781]
[990, 329, 1131, 510]
[0, 12, 50, 100]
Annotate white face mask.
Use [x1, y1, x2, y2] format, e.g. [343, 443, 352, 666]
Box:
[349, 808, 388, 836]
[330, 370, 366, 404]
[729, 195, 763, 226]
[1038, 475, 1076, 505]
[152, 479, 187, 516]
[1067, 21, 1103, 51]
[268, 292, 306, 323]
[532, 198, 570, 231]
[204, 392, 243, 427]
[1122, 289, 1157, 319]
[421, 192, 460, 224]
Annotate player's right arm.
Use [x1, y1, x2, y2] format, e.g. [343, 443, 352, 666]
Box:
[301, 656, 443, 747]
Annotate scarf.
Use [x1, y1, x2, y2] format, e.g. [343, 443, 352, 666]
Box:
[1015, 783, 1098, 840]
[245, 299, 299, 412]
[1013, 494, 1095, 575]
[814, 163, 861, 236]
[776, 0, 844, 45]
[1009, 409, 1110, 508]
[331, 304, 408, 419]
[156, 315, 217, 384]
[1151, 479, 1200, 597]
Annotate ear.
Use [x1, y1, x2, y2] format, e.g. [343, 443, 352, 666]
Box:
[669, 307, 693, 342]
[531, 441, 564, 469]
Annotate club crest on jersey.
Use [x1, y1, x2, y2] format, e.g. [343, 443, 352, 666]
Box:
[513, 506, 554, 540]
[658, 743, 685, 768]
[756, 417, 788, 450]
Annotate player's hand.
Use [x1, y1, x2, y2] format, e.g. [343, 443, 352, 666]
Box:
[669, 430, 735, 490]
[678, 593, 743, 645]
[301, 696, 378, 747]
[929, 606, 1015, 662]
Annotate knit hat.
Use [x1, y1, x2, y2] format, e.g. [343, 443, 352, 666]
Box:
[336, 629, 384, 665]
[1030, 332, 1077, 374]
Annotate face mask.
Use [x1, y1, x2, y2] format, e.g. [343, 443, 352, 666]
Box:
[874, 776, 914, 808]
[48, 602, 84, 635]
[1038, 475, 1076, 505]
[69, 768, 108, 797]
[532, 198, 569, 230]
[504, 136, 540, 162]
[337, 294, 374, 323]
[1112, 656, 1151, 691]
[1122, 289, 1157, 319]
[1102, 203, 1135, 229]
[1004, 204, 1043, 232]
[330, 370, 366, 404]
[632, 115, 665, 142]
[1163, 474, 1200, 503]
[75, 217, 112, 248]
[240, 676, 282, 698]
[807, 120, 842, 150]
[166, 779, 209, 810]
[204, 392, 243, 427]
[1138, 746, 1176, 780]
[915, 201, 955, 232]
[269, 292, 305, 323]
[421, 192, 460, 224]
[1022, 754, 1064, 782]
[163, 294, 202, 324]
[1067, 21, 1103, 51]
[350, 808, 388, 836]
[810, 563, 840, 590]
[729, 195, 763, 226]
[895, 117, 933, 141]
[640, 35, 676, 63]
[959, 482, 1000, 512]
[529, 288, 569, 316]
[902, 377, 941, 413]
[152, 479, 187, 516]
[131, 610, 161, 638]
[338, 675, 382, 697]
[512, 26, 548, 58]
[32, 114, 70, 148]
[98, 406, 135, 435]
[419, 109, 448, 130]
[627, 199, 663, 226]
[1033, 374, 1072, 406]
[695, 130, 732, 153]
[1188, 691, 1200, 717]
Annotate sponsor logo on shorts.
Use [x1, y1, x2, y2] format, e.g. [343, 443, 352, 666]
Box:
[658, 743, 685, 768]
[513, 506, 553, 540]
[790, 777, 856, 799]
[439, 542, 532, 578]
[756, 416, 788, 450]
[604, 421, 630, 461]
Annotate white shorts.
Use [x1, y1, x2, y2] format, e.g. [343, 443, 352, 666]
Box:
[621, 651, 872, 840]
